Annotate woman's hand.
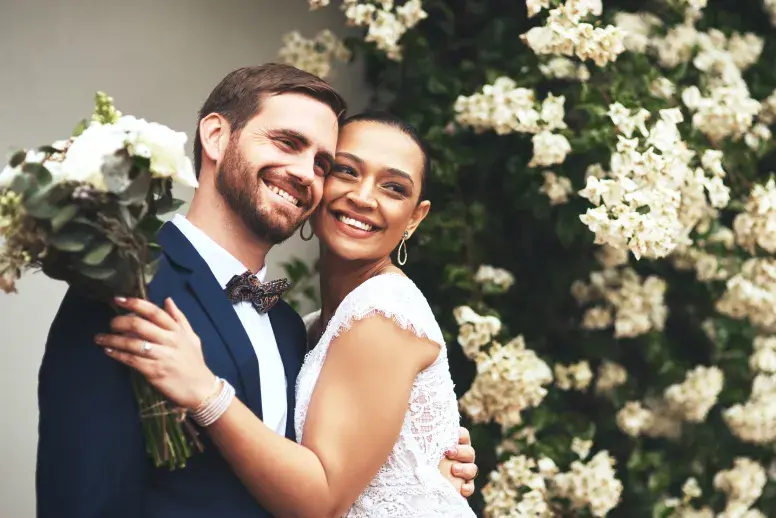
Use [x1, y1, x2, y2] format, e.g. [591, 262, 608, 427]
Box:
[94, 297, 216, 409]
[439, 427, 478, 497]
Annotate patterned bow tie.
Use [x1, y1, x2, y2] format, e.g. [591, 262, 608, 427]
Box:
[224, 271, 291, 313]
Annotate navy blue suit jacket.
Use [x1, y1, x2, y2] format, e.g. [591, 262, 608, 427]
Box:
[36, 222, 307, 518]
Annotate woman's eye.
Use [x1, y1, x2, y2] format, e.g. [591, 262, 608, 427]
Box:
[385, 183, 407, 195]
[332, 164, 357, 176]
[279, 138, 296, 149]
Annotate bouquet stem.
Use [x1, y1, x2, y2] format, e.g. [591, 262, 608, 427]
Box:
[130, 371, 203, 469]
[129, 276, 202, 469]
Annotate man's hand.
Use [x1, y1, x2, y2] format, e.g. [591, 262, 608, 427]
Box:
[439, 426, 479, 497]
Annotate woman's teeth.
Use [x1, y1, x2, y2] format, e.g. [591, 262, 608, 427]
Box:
[338, 214, 373, 232]
[268, 185, 299, 206]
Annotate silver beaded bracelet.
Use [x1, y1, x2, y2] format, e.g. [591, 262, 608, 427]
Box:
[190, 378, 235, 427]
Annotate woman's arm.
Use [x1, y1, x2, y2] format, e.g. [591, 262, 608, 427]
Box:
[96, 297, 439, 518]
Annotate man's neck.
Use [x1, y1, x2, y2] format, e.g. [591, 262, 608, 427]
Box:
[185, 194, 271, 274]
[318, 248, 393, 327]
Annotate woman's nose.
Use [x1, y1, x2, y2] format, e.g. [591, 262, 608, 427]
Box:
[346, 185, 377, 209]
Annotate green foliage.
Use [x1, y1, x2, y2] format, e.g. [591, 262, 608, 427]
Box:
[8, 156, 179, 302]
[281, 256, 320, 312]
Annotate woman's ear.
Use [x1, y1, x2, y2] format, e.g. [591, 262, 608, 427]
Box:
[404, 200, 431, 239]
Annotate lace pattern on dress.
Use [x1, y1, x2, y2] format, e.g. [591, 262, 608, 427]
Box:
[295, 274, 475, 517]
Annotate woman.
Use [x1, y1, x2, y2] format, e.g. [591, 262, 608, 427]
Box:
[95, 113, 476, 517]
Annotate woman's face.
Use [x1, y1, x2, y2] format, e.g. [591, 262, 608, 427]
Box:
[312, 120, 430, 263]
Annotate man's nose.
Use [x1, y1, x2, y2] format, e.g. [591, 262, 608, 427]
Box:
[286, 154, 317, 187]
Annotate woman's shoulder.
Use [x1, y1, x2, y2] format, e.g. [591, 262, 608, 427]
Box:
[333, 273, 444, 345]
[346, 273, 426, 309]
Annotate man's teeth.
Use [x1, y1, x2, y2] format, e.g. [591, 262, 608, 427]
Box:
[338, 214, 373, 231]
[267, 185, 299, 206]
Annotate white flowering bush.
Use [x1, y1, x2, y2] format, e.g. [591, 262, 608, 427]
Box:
[284, 0, 776, 515]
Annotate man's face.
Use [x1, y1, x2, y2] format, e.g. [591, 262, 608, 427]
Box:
[216, 92, 339, 244]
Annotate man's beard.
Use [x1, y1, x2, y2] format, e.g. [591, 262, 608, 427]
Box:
[216, 142, 308, 245]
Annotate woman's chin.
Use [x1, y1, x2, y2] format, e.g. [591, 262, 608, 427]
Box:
[322, 239, 378, 263]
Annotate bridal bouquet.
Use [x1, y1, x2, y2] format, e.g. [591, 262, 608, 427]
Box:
[0, 92, 201, 469]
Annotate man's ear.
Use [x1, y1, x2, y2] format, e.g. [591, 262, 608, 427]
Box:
[198, 113, 230, 165]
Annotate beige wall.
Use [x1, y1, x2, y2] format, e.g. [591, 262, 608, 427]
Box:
[0, 1, 368, 515]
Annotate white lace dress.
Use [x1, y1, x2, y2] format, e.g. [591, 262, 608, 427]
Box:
[295, 273, 475, 518]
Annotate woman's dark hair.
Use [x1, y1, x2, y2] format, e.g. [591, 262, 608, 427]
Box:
[341, 112, 430, 201]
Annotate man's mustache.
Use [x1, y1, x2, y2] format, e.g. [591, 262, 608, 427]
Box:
[257, 168, 313, 208]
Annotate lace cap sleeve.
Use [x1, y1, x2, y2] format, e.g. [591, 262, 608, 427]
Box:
[321, 273, 445, 350]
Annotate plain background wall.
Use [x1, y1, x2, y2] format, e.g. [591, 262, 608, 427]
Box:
[0, 1, 368, 515]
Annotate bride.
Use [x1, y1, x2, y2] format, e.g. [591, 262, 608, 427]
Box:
[95, 112, 477, 517]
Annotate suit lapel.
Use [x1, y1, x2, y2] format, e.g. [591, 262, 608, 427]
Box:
[187, 279, 264, 418]
[268, 306, 302, 440]
[158, 223, 264, 418]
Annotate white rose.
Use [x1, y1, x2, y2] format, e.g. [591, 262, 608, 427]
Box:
[118, 116, 198, 189]
[60, 122, 127, 189]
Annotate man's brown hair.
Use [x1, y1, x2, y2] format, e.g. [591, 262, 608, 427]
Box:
[194, 63, 348, 178]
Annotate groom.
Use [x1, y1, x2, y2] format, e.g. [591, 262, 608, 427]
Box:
[36, 64, 478, 518]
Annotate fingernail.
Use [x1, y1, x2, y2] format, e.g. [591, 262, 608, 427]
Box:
[105, 348, 114, 354]
[452, 465, 462, 475]
[115, 296, 127, 304]
[447, 447, 457, 456]
[94, 335, 104, 344]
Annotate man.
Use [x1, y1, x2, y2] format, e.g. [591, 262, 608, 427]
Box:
[37, 64, 477, 518]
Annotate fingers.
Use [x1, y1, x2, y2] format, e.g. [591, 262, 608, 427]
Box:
[452, 462, 479, 481]
[103, 346, 156, 376]
[95, 333, 160, 360]
[449, 444, 475, 463]
[165, 298, 193, 334]
[458, 426, 471, 445]
[461, 482, 475, 498]
[109, 313, 171, 346]
[115, 297, 178, 331]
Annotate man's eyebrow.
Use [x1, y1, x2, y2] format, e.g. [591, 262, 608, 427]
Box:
[275, 129, 334, 164]
[337, 152, 414, 185]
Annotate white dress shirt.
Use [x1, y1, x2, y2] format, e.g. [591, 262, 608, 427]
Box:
[172, 214, 287, 435]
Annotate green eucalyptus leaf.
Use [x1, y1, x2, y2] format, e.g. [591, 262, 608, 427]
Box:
[81, 242, 114, 266]
[136, 215, 165, 240]
[23, 196, 59, 219]
[50, 231, 91, 252]
[155, 196, 185, 215]
[51, 204, 80, 231]
[8, 150, 26, 168]
[22, 161, 52, 185]
[37, 145, 62, 155]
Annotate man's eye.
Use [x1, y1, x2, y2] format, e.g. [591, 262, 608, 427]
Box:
[315, 159, 330, 175]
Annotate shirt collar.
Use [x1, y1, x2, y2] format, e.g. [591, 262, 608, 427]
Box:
[171, 214, 267, 288]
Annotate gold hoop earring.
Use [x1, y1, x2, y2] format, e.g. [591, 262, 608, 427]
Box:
[397, 231, 409, 266]
[300, 220, 314, 241]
